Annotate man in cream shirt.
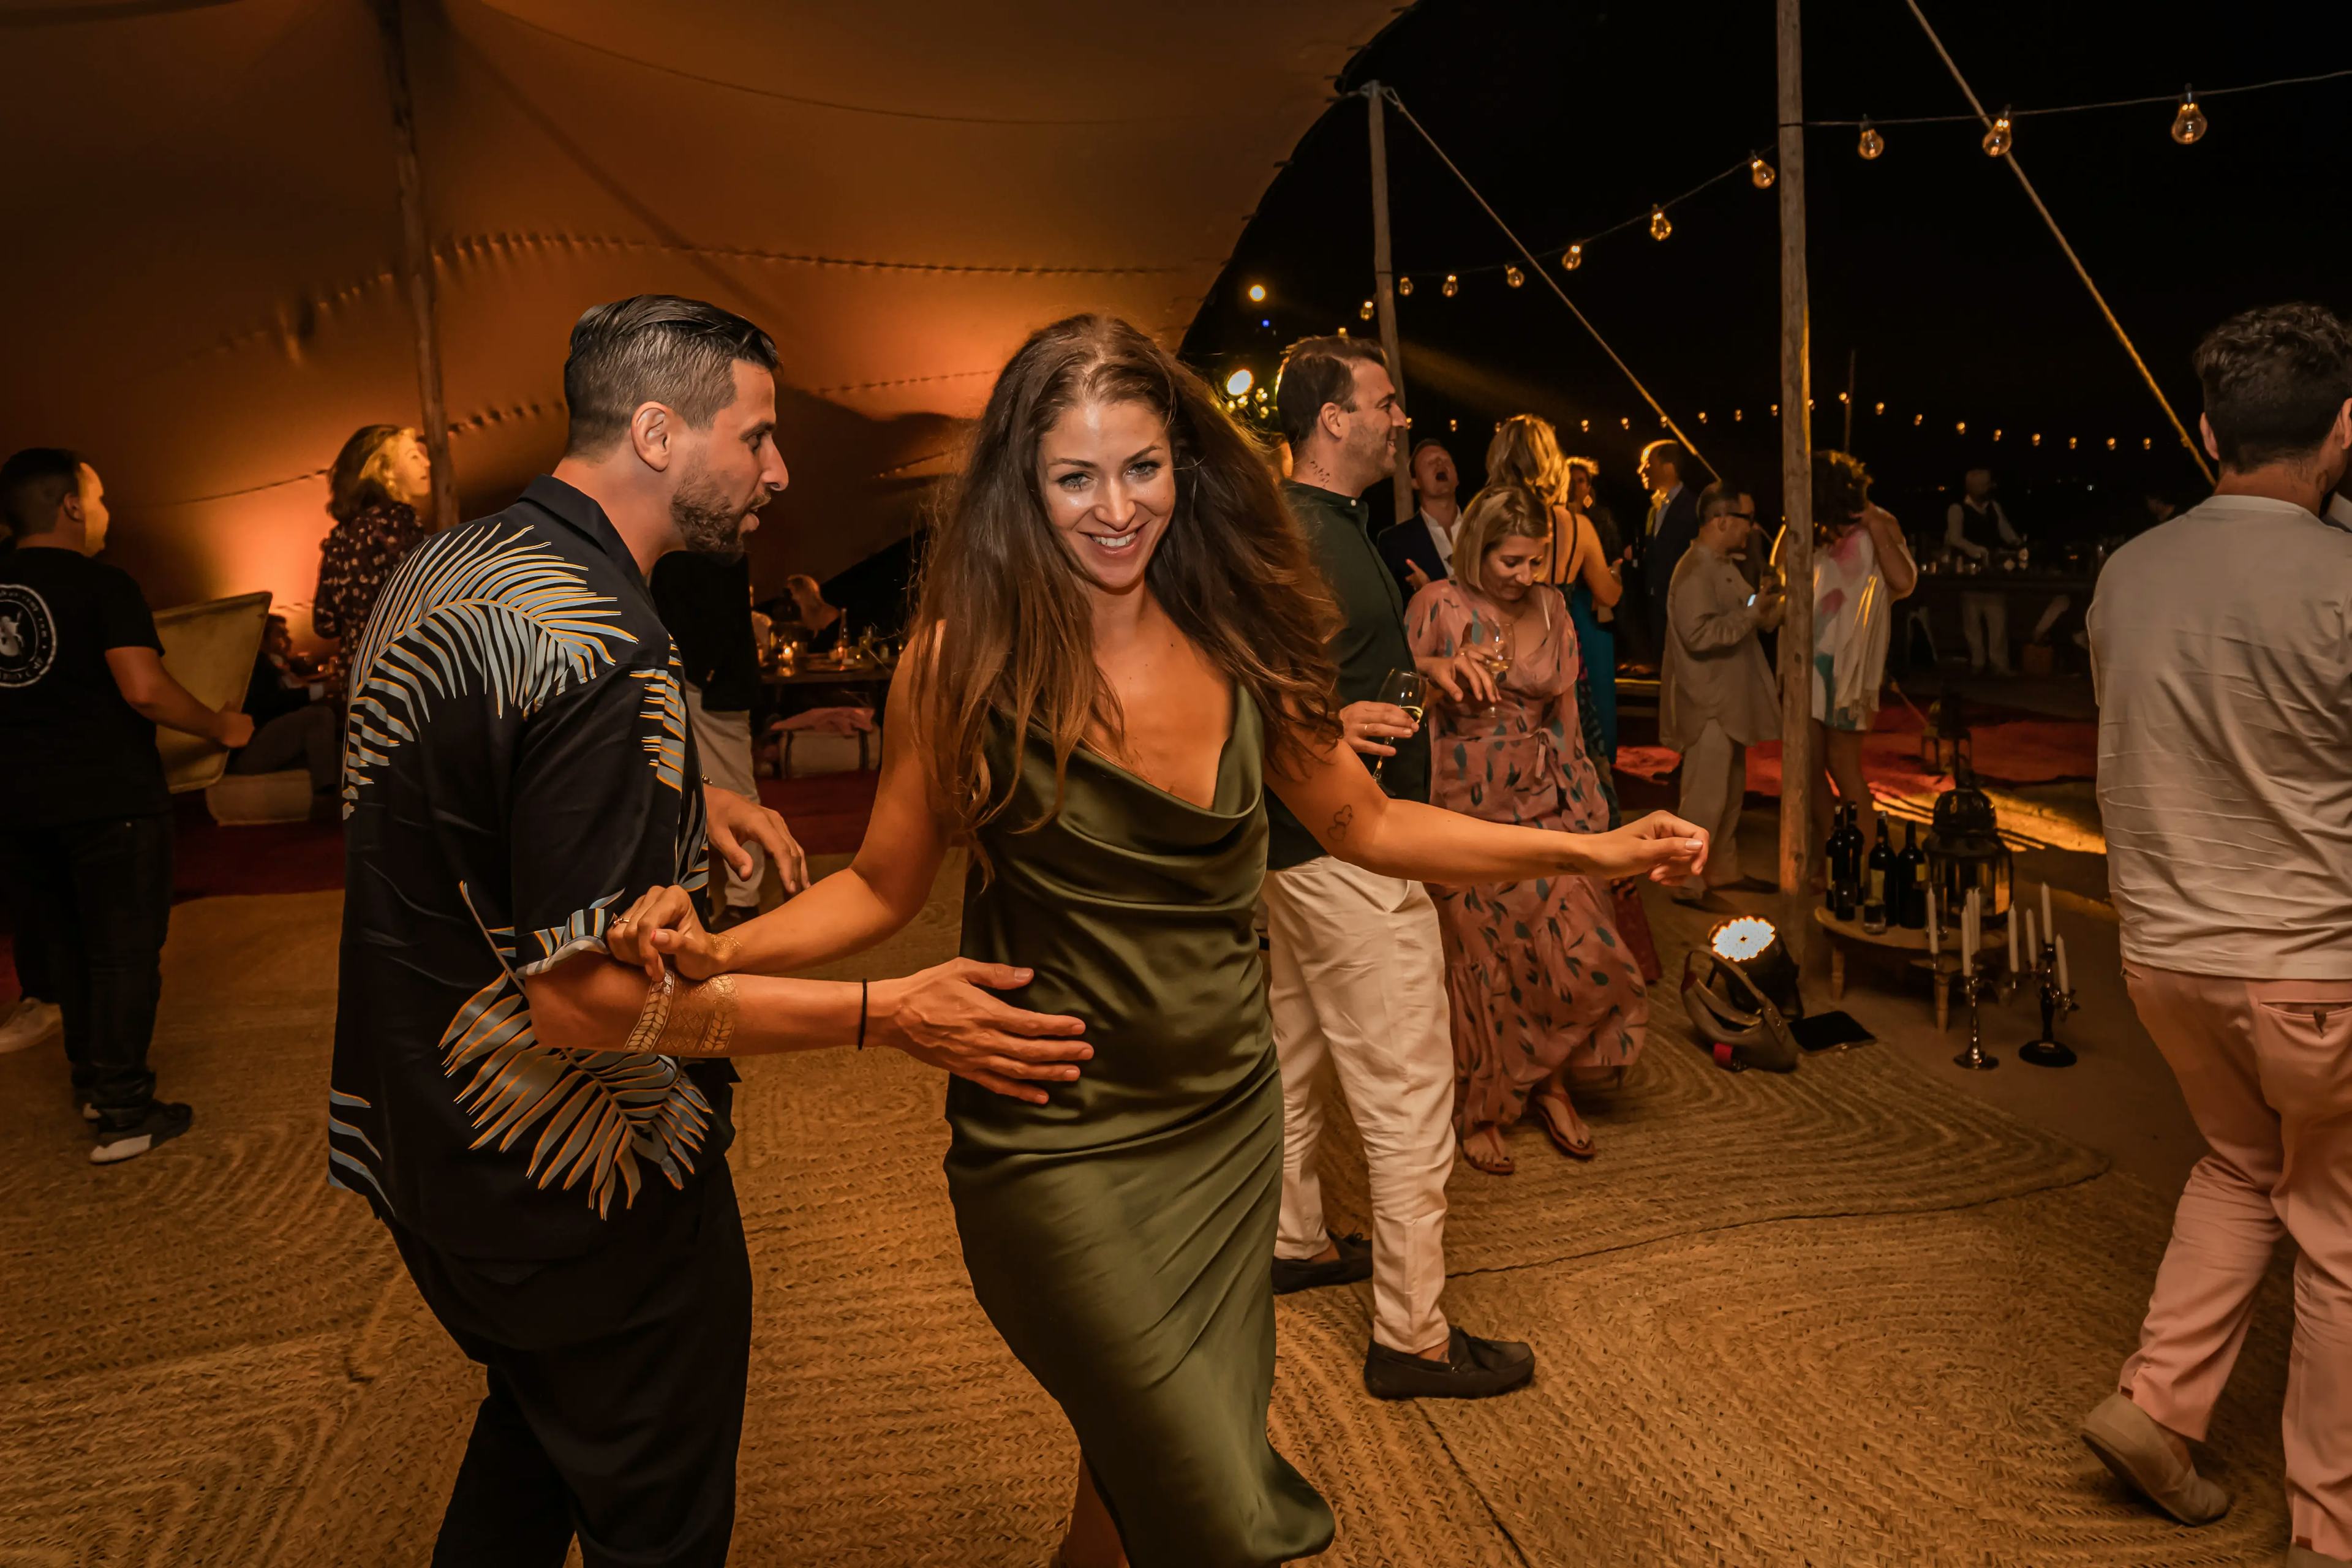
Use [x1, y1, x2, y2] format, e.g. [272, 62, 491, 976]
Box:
[1661, 482, 1781, 904]
[2082, 302, 2352, 1568]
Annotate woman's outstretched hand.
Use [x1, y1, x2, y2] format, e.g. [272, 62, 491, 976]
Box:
[608, 885, 736, 982]
[1584, 812, 1710, 883]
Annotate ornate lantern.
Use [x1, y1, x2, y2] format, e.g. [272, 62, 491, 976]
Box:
[1925, 767, 2012, 927]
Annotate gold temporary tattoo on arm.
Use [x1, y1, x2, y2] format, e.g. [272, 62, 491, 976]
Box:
[1329, 804, 1355, 843]
[622, 969, 739, 1057]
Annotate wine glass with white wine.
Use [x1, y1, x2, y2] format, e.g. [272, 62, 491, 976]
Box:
[1371, 668, 1425, 782]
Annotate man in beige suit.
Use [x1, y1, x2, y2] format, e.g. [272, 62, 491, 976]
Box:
[1662, 483, 1783, 905]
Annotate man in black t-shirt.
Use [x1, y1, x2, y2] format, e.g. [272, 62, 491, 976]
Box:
[0, 448, 254, 1162]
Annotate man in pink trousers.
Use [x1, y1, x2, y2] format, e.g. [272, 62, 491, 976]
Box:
[2084, 301, 2352, 1568]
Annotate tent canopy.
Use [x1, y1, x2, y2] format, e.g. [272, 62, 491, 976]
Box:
[3, 0, 1393, 630]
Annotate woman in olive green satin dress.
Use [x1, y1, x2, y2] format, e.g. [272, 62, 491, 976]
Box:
[611, 315, 1708, 1567]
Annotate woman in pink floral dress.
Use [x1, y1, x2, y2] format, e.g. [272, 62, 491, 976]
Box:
[1406, 484, 1649, 1174]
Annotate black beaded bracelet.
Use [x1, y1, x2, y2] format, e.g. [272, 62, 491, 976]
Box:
[856, 979, 867, 1050]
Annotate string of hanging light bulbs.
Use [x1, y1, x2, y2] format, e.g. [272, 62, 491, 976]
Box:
[1373, 62, 2350, 299]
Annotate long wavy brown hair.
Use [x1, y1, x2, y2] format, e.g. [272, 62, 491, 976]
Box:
[908, 314, 1342, 840]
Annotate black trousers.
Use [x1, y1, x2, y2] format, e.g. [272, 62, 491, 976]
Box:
[0, 813, 173, 1117]
[388, 1159, 753, 1568]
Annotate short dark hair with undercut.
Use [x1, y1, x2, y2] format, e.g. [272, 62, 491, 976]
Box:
[1275, 336, 1388, 450]
[1, 447, 85, 537]
[562, 295, 779, 457]
[2194, 303, 2352, 472]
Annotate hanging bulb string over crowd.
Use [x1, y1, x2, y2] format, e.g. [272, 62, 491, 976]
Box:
[1393, 62, 2344, 290]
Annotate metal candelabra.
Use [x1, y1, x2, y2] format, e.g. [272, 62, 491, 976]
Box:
[2017, 936, 2081, 1068]
[1952, 945, 2012, 1071]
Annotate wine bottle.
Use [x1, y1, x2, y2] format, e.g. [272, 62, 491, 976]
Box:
[1896, 821, 1928, 929]
[1828, 804, 1857, 921]
[1863, 812, 1893, 933]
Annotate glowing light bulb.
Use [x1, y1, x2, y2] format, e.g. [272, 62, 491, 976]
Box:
[1771, 404, 1779, 417]
[1359, 299, 1375, 320]
[1733, 409, 1743, 422]
[1224, 368, 1254, 398]
[1562, 243, 1583, 271]
[1246, 283, 1267, 303]
[1992, 428, 2003, 442]
[1858, 121, 1885, 160]
[1983, 110, 2013, 157]
[2142, 437, 2152, 450]
[2031, 433, 2042, 447]
[1504, 265, 1524, 288]
[2171, 89, 2207, 146]
[1913, 413, 1923, 426]
[1956, 421, 1967, 435]
[2068, 436, 2078, 450]
[1580, 419, 1590, 433]
[1442, 273, 1460, 298]
[1697, 411, 1708, 424]
[1838, 391, 1850, 404]
[1874, 401, 1885, 416]
[1710, 916, 1779, 962]
[2106, 437, 2117, 450]
[1447, 418, 1458, 432]
[1649, 206, 1672, 241]
[1619, 417, 1631, 431]
[1397, 276, 1414, 296]
[1750, 157, 1776, 189]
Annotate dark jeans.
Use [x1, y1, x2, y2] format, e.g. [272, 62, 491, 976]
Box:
[229, 701, 339, 796]
[3, 843, 55, 1001]
[387, 1160, 752, 1568]
[0, 813, 173, 1117]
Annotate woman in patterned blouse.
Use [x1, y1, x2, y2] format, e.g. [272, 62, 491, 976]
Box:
[312, 424, 433, 646]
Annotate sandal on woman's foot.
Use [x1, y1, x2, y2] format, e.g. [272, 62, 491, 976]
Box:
[1532, 1094, 1596, 1160]
[1460, 1127, 1515, 1175]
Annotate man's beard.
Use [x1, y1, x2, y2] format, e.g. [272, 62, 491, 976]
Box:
[671, 462, 756, 561]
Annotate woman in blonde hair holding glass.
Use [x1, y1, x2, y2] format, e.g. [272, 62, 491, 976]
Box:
[1486, 413, 1624, 759]
[1408, 483, 1649, 1175]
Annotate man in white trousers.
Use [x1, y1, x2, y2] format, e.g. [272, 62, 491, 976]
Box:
[1260, 334, 1532, 1400]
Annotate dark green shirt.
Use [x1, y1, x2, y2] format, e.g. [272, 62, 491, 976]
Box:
[1266, 479, 1427, 870]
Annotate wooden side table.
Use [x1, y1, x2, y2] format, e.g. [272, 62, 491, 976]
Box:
[1811, 907, 1962, 1031]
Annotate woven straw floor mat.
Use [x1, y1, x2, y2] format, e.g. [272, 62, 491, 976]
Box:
[0, 864, 2291, 1566]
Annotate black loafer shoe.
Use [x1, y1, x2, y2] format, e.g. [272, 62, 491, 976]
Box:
[1363, 1325, 1536, 1400]
[1272, 1231, 1372, 1295]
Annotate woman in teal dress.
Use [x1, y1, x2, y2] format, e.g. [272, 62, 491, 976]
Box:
[608, 316, 1708, 1567]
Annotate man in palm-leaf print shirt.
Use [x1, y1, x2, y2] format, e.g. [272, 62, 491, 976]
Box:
[328, 472, 729, 1257]
[328, 464, 756, 1564]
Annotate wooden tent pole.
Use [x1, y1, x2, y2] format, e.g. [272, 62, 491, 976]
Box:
[1775, 0, 1815, 947]
[1363, 83, 1414, 527]
[373, 0, 457, 531]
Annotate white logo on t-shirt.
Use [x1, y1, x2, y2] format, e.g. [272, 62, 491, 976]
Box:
[0, 583, 58, 687]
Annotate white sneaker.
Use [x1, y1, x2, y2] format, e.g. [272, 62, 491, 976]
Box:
[0, 998, 62, 1055]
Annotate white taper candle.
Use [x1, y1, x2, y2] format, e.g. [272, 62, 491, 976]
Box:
[2057, 933, 2071, 993]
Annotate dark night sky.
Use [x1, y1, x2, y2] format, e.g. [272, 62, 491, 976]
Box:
[1182, 0, 2352, 538]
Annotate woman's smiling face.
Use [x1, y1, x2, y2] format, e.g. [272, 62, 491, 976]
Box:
[1036, 398, 1177, 597]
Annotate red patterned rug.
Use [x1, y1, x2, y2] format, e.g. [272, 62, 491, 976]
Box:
[1615, 703, 2095, 801]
